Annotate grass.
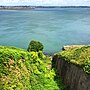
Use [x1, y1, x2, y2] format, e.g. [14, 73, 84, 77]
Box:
[54, 46, 90, 74]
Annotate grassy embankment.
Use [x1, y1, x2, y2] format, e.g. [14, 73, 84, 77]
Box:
[54, 46, 90, 74]
[0, 46, 66, 90]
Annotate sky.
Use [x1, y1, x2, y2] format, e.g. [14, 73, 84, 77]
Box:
[0, 0, 90, 6]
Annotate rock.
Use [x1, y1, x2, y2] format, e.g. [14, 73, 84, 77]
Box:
[52, 55, 90, 90]
[62, 45, 85, 50]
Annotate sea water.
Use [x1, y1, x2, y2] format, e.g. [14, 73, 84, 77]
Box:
[0, 8, 90, 55]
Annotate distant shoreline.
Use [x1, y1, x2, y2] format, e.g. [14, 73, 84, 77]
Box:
[0, 6, 90, 10]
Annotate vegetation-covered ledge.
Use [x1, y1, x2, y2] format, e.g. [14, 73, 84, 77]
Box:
[0, 45, 66, 90]
[52, 45, 90, 90]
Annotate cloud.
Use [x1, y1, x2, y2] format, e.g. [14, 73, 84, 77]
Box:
[0, 0, 90, 6]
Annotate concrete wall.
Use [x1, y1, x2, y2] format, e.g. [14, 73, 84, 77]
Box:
[52, 55, 90, 90]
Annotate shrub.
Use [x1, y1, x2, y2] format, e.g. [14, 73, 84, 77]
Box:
[55, 46, 90, 74]
[27, 40, 44, 52]
[0, 46, 66, 90]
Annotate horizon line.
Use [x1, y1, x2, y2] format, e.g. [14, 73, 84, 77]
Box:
[0, 5, 90, 6]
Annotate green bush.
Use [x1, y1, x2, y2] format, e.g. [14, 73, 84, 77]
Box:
[55, 46, 90, 74]
[0, 46, 66, 90]
[27, 40, 44, 52]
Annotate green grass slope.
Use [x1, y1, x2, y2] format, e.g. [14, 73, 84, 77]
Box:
[0, 46, 65, 90]
[55, 46, 90, 74]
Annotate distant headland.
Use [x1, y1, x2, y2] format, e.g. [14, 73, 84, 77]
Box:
[0, 6, 90, 10]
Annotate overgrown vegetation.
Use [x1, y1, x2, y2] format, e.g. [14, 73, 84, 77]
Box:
[54, 46, 90, 74]
[27, 40, 44, 52]
[0, 46, 66, 90]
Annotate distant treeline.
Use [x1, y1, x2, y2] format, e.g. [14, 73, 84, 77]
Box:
[0, 6, 34, 10]
[0, 6, 90, 9]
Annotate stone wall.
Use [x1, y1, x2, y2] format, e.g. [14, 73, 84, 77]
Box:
[52, 55, 90, 90]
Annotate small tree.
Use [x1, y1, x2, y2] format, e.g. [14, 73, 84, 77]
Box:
[27, 40, 44, 52]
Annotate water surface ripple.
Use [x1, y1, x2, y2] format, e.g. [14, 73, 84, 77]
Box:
[0, 8, 90, 54]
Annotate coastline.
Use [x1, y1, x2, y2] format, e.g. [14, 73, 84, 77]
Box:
[0, 6, 90, 10]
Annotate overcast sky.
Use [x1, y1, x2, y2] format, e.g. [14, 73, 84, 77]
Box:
[0, 0, 90, 6]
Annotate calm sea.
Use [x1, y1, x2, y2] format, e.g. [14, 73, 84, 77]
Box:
[0, 8, 90, 55]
